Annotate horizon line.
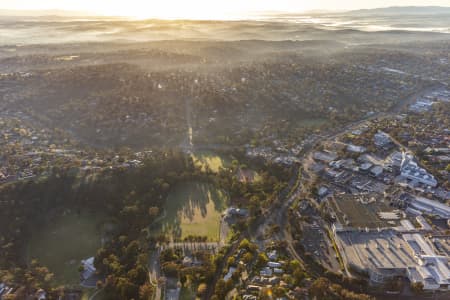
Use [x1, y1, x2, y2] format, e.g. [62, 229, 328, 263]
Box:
[0, 5, 450, 20]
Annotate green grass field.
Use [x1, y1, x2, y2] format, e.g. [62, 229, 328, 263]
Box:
[27, 212, 104, 285]
[162, 181, 228, 241]
[191, 151, 231, 173]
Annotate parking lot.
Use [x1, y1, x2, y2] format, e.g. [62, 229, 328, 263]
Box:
[301, 219, 341, 272]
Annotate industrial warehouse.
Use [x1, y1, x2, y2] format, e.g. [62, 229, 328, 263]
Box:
[335, 229, 450, 290]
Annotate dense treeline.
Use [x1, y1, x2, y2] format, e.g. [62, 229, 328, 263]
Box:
[215, 153, 291, 226]
[0, 150, 189, 268]
[0, 149, 289, 299]
[94, 238, 151, 299]
[309, 277, 374, 300]
[0, 150, 198, 299]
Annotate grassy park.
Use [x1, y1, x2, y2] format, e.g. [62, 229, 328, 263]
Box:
[191, 151, 231, 173]
[162, 181, 229, 241]
[27, 212, 105, 285]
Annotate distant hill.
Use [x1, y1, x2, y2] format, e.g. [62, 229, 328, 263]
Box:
[349, 6, 450, 15]
[0, 9, 93, 17]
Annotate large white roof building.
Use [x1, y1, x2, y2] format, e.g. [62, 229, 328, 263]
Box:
[335, 230, 450, 290]
[409, 196, 450, 219]
[400, 152, 437, 188]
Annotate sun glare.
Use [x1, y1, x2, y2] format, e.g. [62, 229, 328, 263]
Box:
[101, 0, 251, 20]
[2, 0, 312, 20]
[89, 0, 311, 20]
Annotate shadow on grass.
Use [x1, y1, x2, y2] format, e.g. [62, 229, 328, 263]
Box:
[155, 181, 228, 240]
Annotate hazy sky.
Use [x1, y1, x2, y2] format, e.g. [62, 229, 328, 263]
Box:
[1, 0, 450, 18]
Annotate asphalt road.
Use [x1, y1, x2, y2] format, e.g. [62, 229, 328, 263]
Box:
[148, 249, 162, 300]
[264, 82, 445, 274]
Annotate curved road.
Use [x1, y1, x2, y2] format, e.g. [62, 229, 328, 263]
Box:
[261, 82, 444, 271]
